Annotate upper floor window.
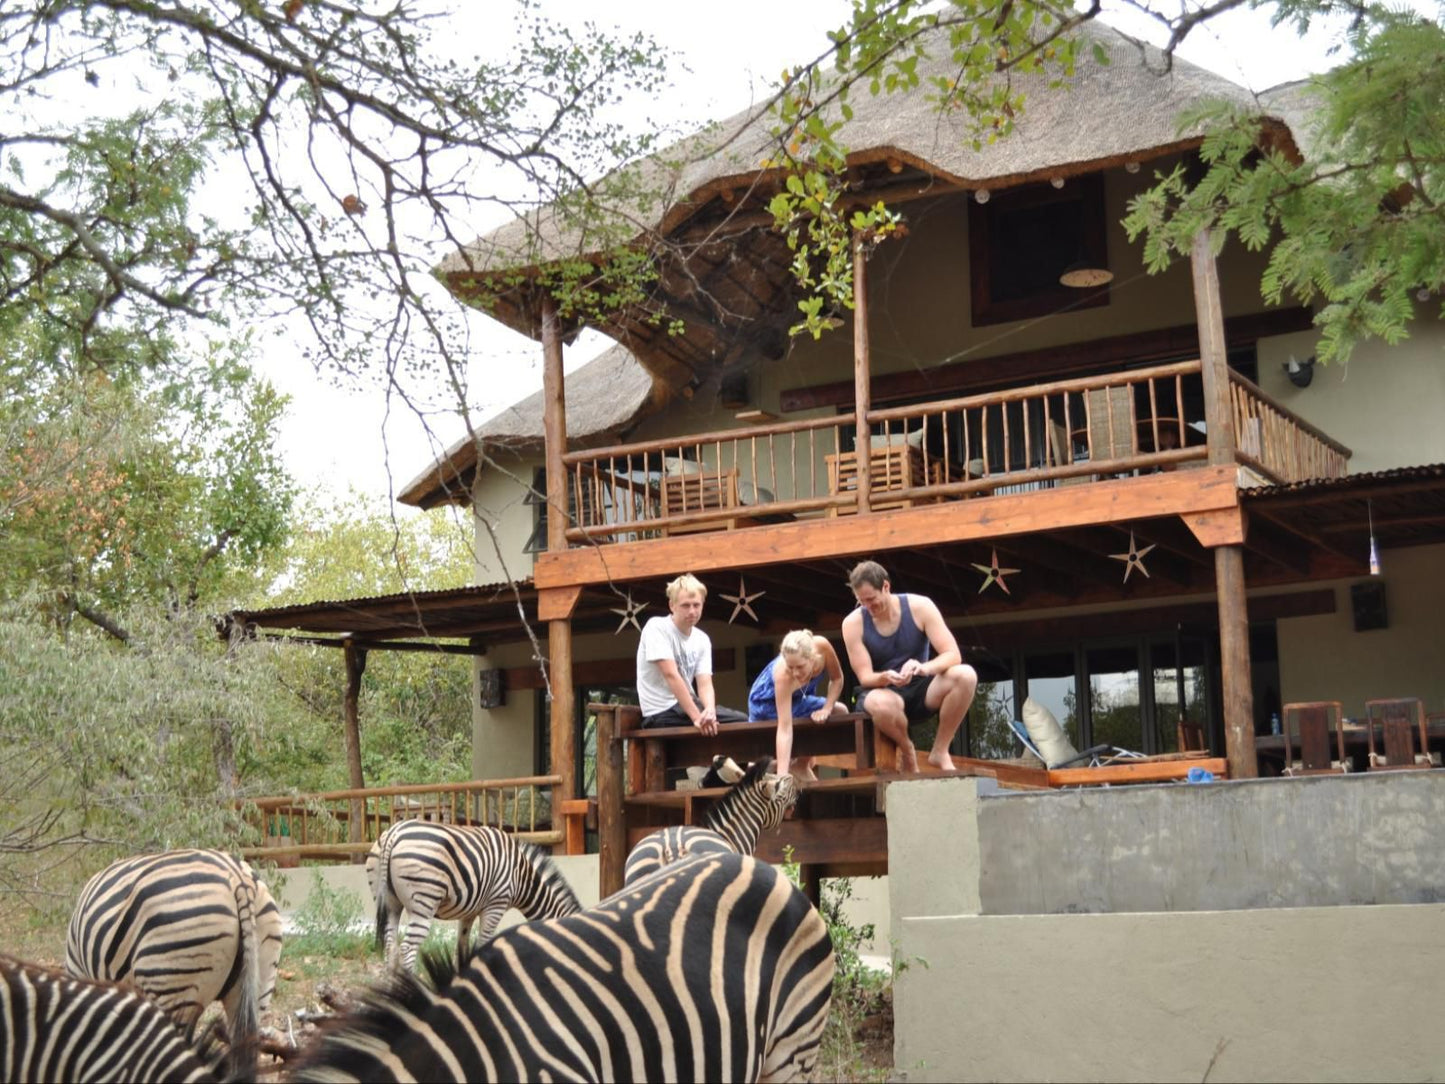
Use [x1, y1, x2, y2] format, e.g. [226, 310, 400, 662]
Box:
[968, 174, 1110, 326]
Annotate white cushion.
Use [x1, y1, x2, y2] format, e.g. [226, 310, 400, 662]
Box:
[662, 456, 703, 476]
[868, 428, 926, 450]
[1021, 697, 1080, 769]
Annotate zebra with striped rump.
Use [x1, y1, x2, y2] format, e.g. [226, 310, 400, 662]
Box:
[624, 756, 799, 884]
[64, 848, 282, 1061]
[293, 851, 834, 1083]
[369, 820, 582, 972]
[1, 955, 228, 1083]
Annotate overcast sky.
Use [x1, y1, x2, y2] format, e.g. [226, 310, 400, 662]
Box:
[257, 0, 1376, 510]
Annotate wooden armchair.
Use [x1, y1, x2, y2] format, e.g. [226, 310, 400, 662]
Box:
[1281, 701, 1350, 775]
[826, 443, 947, 515]
[658, 467, 743, 535]
[1176, 718, 1207, 754]
[1364, 697, 1438, 770]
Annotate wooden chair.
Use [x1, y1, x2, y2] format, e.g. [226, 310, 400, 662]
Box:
[1281, 701, 1350, 775]
[825, 444, 946, 515]
[1176, 718, 1207, 754]
[658, 467, 743, 535]
[1364, 697, 1438, 771]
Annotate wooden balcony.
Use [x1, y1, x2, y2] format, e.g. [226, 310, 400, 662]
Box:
[558, 361, 1350, 546]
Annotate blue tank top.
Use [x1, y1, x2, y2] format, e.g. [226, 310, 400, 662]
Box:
[747, 655, 820, 719]
[860, 593, 930, 673]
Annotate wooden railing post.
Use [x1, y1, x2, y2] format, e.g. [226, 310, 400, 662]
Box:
[595, 702, 627, 899]
[1191, 229, 1237, 467]
[852, 231, 872, 513]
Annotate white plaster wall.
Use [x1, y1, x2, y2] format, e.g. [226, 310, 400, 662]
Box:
[468, 448, 542, 584]
[1276, 543, 1445, 718]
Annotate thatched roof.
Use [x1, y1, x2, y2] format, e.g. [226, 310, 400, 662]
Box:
[438, 20, 1281, 284]
[398, 343, 655, 509]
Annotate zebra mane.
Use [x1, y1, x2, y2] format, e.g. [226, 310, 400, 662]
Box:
[515, 839, 583, 911]
[703, 756, 777, 833]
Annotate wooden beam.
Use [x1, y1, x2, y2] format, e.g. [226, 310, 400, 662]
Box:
[541, 296, 569, 554]
[504, 649, 737, 692]
[1182, 507, 1248, 548]
[1191, 229, 1237, 466]
[779, 308, 1316, 412]
[534, 468, 1242, 589]
[342, 642, 367, 856]
[548, 618, 576, 817]
[853, 232, 872, 514]
[538, 585, 583, 621]
[1047, 757, 1228, 787]
[595, 702, 633, 898]
[1214, 545, 1258, 780]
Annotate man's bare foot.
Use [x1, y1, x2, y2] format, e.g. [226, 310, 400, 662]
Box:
[927, 750, 956, 772]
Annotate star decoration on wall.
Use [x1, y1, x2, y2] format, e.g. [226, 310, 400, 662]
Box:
[1110, 532, 1157, 582]
[609, 591, 647, 634]
[971, 549, 1019, 595]
[720, 576, 766, 624]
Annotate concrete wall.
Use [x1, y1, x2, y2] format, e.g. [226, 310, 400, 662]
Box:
[888, 775, 1445, 1082]
[1276, 543, 1445, 718]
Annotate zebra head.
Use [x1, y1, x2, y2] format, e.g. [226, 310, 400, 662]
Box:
[704, 757, 799, 843]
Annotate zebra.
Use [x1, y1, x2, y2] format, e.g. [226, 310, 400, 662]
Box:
[0, 954, 229, 1083]
[291, 851, 835, 1083]
[368, 820, 583, 973]
[624, 756, 799, 885]
[64, 848, 282, 1062]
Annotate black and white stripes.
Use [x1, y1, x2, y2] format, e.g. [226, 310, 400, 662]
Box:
[0, 955, 225, 1084]
[63, 848, 282, 1067]
[293, 851, 835, 1083]
[369, 820, 583, 972]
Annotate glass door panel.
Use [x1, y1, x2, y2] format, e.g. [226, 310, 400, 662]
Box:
[1149, 637, 1209, 753]
[1084, 644, 1143, 751]
[1024, 650, 1080, 747]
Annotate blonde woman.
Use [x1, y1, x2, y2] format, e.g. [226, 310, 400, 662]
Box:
[747, 629, 846, 780]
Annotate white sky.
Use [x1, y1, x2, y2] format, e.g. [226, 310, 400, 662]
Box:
[255, 0, 1377, 510]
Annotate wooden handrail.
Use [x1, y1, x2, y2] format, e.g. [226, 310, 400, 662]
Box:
[1227, 371, 1352, 457]
[242, 775, 561, 811]
[866, 360, 1202, 421]
[561, 412, 856, 466]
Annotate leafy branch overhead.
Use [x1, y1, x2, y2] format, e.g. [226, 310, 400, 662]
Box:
[764, 0, 1444, 360]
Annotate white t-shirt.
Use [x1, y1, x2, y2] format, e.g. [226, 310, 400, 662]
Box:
[635, 615, 713, 717]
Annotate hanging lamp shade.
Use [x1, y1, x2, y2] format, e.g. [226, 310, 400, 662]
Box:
[1059, 260, 1113, 288]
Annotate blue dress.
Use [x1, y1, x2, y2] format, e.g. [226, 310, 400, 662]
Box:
[748, 656, 828, 721]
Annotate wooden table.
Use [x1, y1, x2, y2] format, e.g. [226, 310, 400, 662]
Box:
[1254, 719, 1445, 773]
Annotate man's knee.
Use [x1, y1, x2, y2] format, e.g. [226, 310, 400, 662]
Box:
[943, 663, 978, 693]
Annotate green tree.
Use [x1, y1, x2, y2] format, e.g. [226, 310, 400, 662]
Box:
[770, 0, 1444, 360]
[0, 339, 293, 638]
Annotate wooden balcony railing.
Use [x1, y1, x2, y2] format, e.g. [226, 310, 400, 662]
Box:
[1228, 371, 1351, 483]
[556, 360, 1349, 540]
[239, 775, 564, 862]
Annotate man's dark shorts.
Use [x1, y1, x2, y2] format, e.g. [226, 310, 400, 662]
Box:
[855, 675, 933, 724]
[641, 702, 750, 729]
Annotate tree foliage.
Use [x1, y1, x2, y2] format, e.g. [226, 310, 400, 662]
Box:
[769, 0, 1444, 360]
[0, 0, 672, 395]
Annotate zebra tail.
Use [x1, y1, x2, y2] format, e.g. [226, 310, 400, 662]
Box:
[374, 837, 392, 954]
[226, 873, 262, 1081]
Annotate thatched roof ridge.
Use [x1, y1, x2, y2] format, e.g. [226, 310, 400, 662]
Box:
[438, 20, 1281, 281]
[398, 343, 654, 508]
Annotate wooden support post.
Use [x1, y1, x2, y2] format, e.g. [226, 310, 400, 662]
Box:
[852, 231, 872, 514]
[596, 703, 626, 899]
[541, 294, 569, 552]
[548, 620, 576, 823]
[1215, 545, 1258, 779]
[342, 641, 368, 858]
[1191, 228, 1237, 466]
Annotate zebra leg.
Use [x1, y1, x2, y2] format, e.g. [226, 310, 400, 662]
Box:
[455, 915, 473, 969]
[398, 906, 433, 973]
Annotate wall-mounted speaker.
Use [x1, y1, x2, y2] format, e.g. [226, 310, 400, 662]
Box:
[1350, 581, 1388, 632]
[478, 668, 506, 708]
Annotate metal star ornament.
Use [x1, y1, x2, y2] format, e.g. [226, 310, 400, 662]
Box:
[609, 591, 647, 634]
[971, 549, 1019, 595]
[1110, 532, 1157, 582]
[720, 576, 766, 624]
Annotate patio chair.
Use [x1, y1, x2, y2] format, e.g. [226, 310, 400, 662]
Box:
[1008, 716, 1112, 769]
[1364, 697, 1438, 770]
[1177, 718, 1207, 753]
[1281, 701, 1351, 775]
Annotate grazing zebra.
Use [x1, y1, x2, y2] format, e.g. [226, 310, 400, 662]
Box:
[64, 848, 282, 1063]
[624, 756, 798, 885]
[369, 820, 583, 972]
[292, 851, 835, 1083]
[0, 954, 227, 1083]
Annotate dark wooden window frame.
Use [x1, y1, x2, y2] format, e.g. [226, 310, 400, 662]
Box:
[967, 174, 1110, 326]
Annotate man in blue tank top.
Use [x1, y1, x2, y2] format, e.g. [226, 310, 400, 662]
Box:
[840, 560, 978, 772]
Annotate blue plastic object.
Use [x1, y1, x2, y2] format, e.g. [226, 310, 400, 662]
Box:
[1186, 767, 1216, 784]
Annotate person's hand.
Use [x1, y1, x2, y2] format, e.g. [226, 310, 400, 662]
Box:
[694, 707, 719, 737]
[899, 658, 925, 681]
[884, 669, 909, 687]
[810, 706, 832, 722]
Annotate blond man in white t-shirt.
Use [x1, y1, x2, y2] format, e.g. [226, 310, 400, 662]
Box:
[636, 573, 748, 735]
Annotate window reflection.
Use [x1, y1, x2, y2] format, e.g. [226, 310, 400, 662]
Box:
[1024, 650, 1079, 747]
